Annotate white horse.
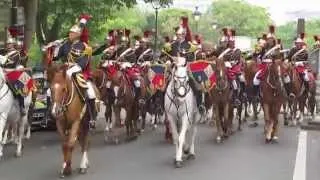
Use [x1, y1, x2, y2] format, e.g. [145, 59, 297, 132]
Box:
[0, 56, 32, 159]
[164, 64, 199, 168]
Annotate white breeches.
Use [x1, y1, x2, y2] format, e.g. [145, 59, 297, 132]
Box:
[232, 79, 237, 90]
[239, 73, 246, 83]
[66, 64, 82, 77]
[303, 70, 309, 81]
[46, 88, 51, 97]
[253, 70, 262, 86]
[133, 79, 141, 88]
[87, 81, 96, 99]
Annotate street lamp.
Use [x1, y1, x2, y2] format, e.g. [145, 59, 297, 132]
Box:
[211, 22, 218, 30]
[193, 6, 202, 32]
[151, 1, 162, 61]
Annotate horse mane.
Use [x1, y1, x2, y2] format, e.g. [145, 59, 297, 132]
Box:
[47, 63, 68, 83]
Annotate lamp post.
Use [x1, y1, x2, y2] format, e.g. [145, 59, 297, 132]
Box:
[192, 6, 201, 33]
[151, 1, 161, 60]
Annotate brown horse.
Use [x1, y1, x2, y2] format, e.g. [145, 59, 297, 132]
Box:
[109, 66, 139, 138]
[243, 60, 261, 124]
[282, 62, 308, 126]
[209, 58, 234, 143]
[47, 64, 90, 177]
[260, 59, 285, 143]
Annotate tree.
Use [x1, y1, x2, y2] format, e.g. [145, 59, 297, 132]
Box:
[201, 0, 272, 42]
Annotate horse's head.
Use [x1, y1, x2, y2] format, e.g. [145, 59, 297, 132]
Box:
[172, 65, 190, 97]
[215, 59, 228, 91]
[47, 63, 69, 118]
[109, 65, 127, 105]
[267, 59, 283, 88]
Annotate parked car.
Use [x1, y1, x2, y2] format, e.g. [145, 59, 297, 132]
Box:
[30, 66, 55, 130]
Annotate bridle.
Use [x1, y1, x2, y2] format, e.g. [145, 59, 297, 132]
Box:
[172, 72, 190, 98]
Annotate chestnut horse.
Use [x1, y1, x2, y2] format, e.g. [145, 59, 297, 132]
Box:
[109, 66, 138, 138]
[209, 58, 234, 143]
[47, 64, 90, 178]
[260, 59, 285, 143]
[283, 62, 308, 126]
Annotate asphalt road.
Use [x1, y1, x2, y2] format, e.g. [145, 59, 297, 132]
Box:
[0, 118, 319, 180]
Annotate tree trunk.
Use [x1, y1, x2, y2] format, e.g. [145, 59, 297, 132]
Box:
[18, 0, 38, 51]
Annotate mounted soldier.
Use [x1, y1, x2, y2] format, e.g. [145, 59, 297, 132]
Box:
[134, 30, 153, 64]
[93, 29, 118, 62]
[253, 25, 282, 99]
[1, 28, 27, 115]
[162, 16, 197, 64]
[286, 33, 309, 95]
[216, 28, 242, 106]
[192, 34, 206, 60]
[313, 35, 320, 49]
[162, 17, 206, 112]
[115, 29, 136, 64]
[48, 14, 98, 125]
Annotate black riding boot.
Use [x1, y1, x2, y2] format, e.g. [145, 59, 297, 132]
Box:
[304, 80, 309, 95]
[87, 98, 97, 129]
[284, 83, 293, 98]
[232, 89, 241, 107]
[253, 85, 260, 102]
[195, 90, 205, 114]
[240, 81, 247, 99]
[18, 95, 26, 116]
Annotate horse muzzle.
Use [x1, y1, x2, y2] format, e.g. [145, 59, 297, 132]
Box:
[175, 86, 187, 97]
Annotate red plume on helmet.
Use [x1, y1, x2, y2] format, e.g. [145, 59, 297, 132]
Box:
[194, 34, 201, 44]
[300, 33, 305, 40]
[164, 36, 170, 43]
[79, 14, 92, 44]
[269, 25, 275, 34]
[143, 30, 152, 38]
[180, 16, 192, 42]
[134, 35, 141, 41]
[222, 28, 228, 36]
[262, 33, 267, 40]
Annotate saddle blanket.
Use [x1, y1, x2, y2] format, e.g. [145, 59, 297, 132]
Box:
[257, 62, 270, 80]
[226, 63, 242, 80]
[187, 60, 216, 92]
[5, 69, 34, 96]
[147, 64, 167, 92]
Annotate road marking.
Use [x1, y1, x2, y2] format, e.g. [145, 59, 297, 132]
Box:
[293, 130, 307, 180]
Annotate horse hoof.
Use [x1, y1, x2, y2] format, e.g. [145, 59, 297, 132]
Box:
[216, 136, 222, 143]
[174, 160, 183, 168]
[272, 136, 279, 144]
[187, 154, 196, 160]
[114, 138, 119, 145]
[284, 121, 289, 126]
[183, 148, 190, 155]
[15, 152, 22, 158]
[238, 127, 242, 131]
[265, 138, 272, 144]
[79, 168, 88, 174]
[249, 122, 258, 128]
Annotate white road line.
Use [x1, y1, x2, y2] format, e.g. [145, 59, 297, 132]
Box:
[293, 130, 308, 180]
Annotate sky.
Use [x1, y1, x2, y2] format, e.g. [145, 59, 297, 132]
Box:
[140, 0, 320, 25]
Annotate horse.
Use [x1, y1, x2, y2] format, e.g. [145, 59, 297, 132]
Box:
[0, 64, 32, 159]
[209, 58, 235, 143]
[243, 60, 261, 125]
[260, 59, 285, 143]
[47, 64, 90, 177]
[282, 61, 308, 126]
[109, 64, 138, 138]
[164, 64, 198, 168]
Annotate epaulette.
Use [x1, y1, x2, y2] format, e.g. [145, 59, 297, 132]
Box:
[83, 42, 93, 56]
[188, 42, 197, 52]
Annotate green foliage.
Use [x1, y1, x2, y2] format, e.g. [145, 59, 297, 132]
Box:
[28, 39, 42, 66]
[206, 0, 272, 37]
[277, 19, 320, 49]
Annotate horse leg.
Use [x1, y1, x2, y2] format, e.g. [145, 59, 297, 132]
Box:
[224, 103, 232, 137]
[24, 123, 31, 140]
[164, 114, 172, 144]
[263, 103, 272, 143]
[16, 116, 27, 157]
[0, 113, 8, 160]
[298, 97, 306, 124]
[175, 115, 188, 168]
[60, 120, 80, 178]
[79, 119, 90, 174]
[237, 103, 243, 131]
[215, 105, 223, 143]
[185, 125, 197, 160]
[272, 103, 281, 142]
[292, 101, 298, 126]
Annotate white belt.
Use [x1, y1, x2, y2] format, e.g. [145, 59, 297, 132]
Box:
[262, 59, 272, 63]
[295, 61, 308, 66]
